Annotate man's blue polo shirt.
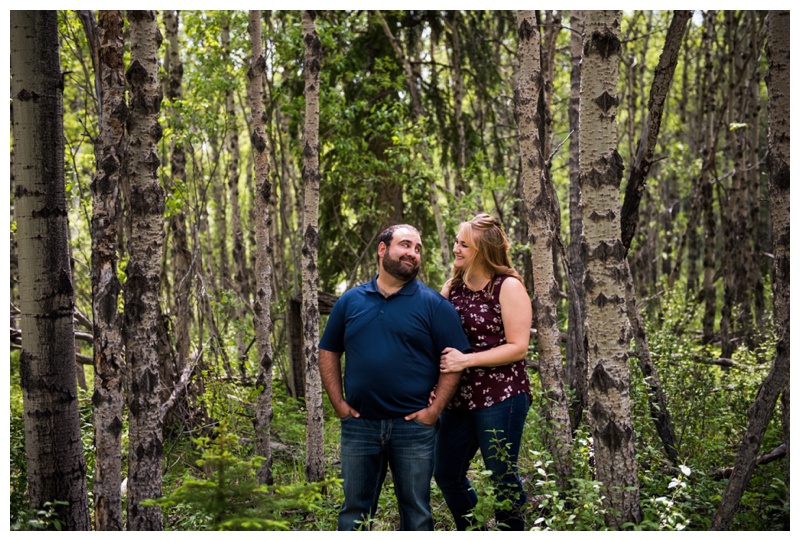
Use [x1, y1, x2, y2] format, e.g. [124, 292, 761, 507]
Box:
[319, 276, 471, 419]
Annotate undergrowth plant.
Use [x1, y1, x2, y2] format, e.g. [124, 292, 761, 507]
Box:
[148, 422, 338, 530]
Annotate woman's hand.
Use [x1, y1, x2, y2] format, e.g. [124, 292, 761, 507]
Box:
[440, 347, 471, 373]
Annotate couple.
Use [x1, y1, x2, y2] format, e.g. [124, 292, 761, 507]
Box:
[319, 214, 532, 531]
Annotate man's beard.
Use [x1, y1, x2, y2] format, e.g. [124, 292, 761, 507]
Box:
[382, 252, 420, 282]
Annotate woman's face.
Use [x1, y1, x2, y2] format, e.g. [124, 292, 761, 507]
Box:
[453, 227, 477, 269]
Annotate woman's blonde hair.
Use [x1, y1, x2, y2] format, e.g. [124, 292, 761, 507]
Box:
[448, 213, 524, 296]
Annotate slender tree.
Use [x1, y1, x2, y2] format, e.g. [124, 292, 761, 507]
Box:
[539, 10, 562, 164]
[248, 9, 275, 485]
[444, 11, 467, 196]
[579, 10, 642, 528]
[699, 11, 721, 345]
[82, 9, 127, 531]
[123, 10, 165, 531]
[10, 10, 91, 531]
[162, 9, 193, 427]
[515, 9, 574, 486]
[718, 11, 765, 358]
[301, 9, 325, 483]
[566, 10, 588, 431]
[711, 9, 790, 530]
[222, 12, 250, 382]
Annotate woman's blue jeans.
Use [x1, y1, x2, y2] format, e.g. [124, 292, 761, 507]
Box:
[338, 416, 437, 531]
[434, 392, 531, 530]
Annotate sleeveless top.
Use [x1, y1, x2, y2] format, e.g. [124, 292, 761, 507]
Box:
[448, 274, 531, 410]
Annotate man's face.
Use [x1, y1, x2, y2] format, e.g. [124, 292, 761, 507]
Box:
[380, 227, 422, 282]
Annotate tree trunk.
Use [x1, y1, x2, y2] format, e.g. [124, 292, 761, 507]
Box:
[579, 10, 642, 528]
[162, 9, 193, 429]
[539, 9, 561, 164]
[248, 9, 275, 486]
[301, 9, 325, 484]
[221, 15, 250, 382]
[515, 10, 574, 487]
[711, 9, 790, 530]
[566, 10, 588, 432]
[699, 11, 720, 345]
[424, 36, 452, 272]
[719, 11, 761, 359]
[445, 11, 467, 196]
[11, 10, 91, 531]
[123, 10, 165, 531]
[82, 9, 127, 531]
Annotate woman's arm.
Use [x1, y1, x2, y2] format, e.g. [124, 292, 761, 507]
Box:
[439, 277, 532, 372]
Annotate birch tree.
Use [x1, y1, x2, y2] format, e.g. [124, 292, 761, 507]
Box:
[566, 9, 587, 430]
[248, 9, 275, 485]
[301, 9, 325, 483]
[579, 10, 642, 528]
[122, 10, 165, 531]
[162, 9, 193, 425]
[514, 9, 573, 486]
[10, 10, 91, 530]
[86, 9, 126, 531]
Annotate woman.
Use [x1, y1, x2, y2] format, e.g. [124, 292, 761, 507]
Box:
[434, 213, 533, 531]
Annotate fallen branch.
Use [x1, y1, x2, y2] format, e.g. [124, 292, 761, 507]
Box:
[160, 348, 204, 423]
[713, 443, 786, 480]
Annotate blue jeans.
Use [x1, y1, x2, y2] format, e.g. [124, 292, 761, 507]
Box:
[434, 392, 531, 530]
[338, 416, 437, 531]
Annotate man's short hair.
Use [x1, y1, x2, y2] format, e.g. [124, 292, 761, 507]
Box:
[377, 224, 419, 249]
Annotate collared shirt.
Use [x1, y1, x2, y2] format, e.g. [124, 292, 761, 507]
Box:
[319, 276, 471, 419]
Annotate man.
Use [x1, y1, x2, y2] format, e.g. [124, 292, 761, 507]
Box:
[319, 224, 470, 531]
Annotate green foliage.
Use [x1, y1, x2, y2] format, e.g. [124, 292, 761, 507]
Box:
[150, 423, 338, 530]
[635, 465, 693, 530]
[460, 431, 516, 530]
[527, 430, 611, 531]
[10, 501, 70, 531]
[8, 413, 30, 528]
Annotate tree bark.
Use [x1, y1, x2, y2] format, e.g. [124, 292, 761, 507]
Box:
[11, 10, 91, 531]
[301, 9, 325, 484]
[699, 11, 720, 345]
[566, 10, 588, 432]
[162, 9, 193, 428]
[719, 11, 762, 358]
[515, 9, 574, 487]
[711, 9, 790, 530]
[83, 9, 127, 531]
[220, 14, 250, 383]
[248, 9, 275, 486]
[579, 10, 642, 528]
[444, 11, 467, 196]
[539, 10, 562, 165]
[123, 9, 165, 531]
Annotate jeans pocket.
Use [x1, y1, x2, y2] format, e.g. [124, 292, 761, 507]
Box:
[411, 418, 437, 428]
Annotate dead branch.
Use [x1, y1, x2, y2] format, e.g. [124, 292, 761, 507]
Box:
[713, 443, 787, 480]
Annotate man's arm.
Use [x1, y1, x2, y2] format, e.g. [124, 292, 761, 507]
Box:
[319, 348, 360, 419]
[404, 371, 461, 425]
